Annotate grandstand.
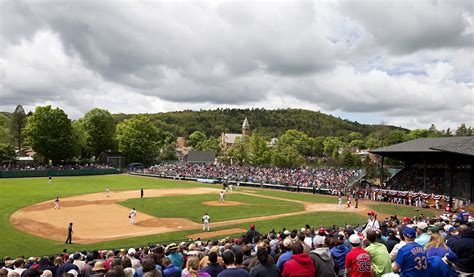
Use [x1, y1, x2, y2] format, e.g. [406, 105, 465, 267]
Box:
[370, 137, 474, 206]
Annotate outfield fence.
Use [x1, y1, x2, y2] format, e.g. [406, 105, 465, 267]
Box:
[0, 168, 120, 178]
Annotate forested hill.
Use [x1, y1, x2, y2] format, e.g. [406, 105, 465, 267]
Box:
[113, 108, 402, 138]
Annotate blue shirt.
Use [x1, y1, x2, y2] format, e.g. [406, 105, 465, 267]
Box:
[276, 251, 292, 272]
[427, 256, 457, 277]
[217, 268, 249, 277]
[166, 252, 183, 271]
[395, 242, 428, 277]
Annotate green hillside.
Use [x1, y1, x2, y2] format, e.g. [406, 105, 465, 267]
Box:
[113, 108, 401, 138]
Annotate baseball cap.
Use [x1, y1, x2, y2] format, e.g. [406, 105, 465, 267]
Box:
[402, 216, 411, 222]
[127, 248, 136, 255]
[283, 238, 293, 248]
[318, 228, 327, 235]
[349, 234, 361, 244]
[444, 225, 456, 233]
[250, 224, 255, 229]
[403, 227, 416, 238]
[283, 230, 291, 236]
[367, 211, 376, 216]
[429, 226, 439, 233]
[312, 235, 325, 247]
[444, 252, 458, 263]
[416, 222, 428, 230]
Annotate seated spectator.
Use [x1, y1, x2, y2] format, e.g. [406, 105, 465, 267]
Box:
[201, 252, 224, 277]
[345, 234, 371, 277]
[181, 257, 207, 277]
[249, 248, 279, 277]
[450, 224, 474, 274]
[276, 239, 293, 273]
[282, 242, 315, 277]
[414, 222, 430, 248]
[425, 230, 449, 258]
[392, 227, 428, 276]
[217, 250, 248, 277]
[329, 237, 350, 276]
[364, 230, 391, 277]
[427, 252, 458, 277]
[310, 235, 336, 277]
[91, 261, 107, 277]
[161, 258, 179, 277]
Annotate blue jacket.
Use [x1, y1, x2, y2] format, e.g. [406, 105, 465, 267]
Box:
[451, 230, 474, 273]
[163, 265, 180, 277]
[329, 244, 350, 270]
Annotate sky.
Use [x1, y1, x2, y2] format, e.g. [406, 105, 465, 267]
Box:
[0, 0, 473, 130]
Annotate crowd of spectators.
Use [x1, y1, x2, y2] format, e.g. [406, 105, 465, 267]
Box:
[0, 164, 115, 172]
[140, 164, 361, 189]
[2, 211, 473, 277]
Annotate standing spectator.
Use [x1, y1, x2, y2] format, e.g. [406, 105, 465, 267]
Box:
[362, 212, 379, 234]
[450, 225, 474, 275]
[392, 227, 428, 277]
[414, 222, 430, 248]
[310, 235, 336, 277]
[345, 234, 372, 277]
[282, 242, 315, 277]
[244, 225, 259, 244]
[217, 250, 249, 277]
[364, 230, 391, 277]
[249, 248, 279, 277]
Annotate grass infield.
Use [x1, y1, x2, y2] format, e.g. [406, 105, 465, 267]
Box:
[0, 175, 365, 257]
[368, 203, 435, 218]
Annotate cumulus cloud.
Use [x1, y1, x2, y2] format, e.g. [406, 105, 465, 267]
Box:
[0, 0, 472, 130]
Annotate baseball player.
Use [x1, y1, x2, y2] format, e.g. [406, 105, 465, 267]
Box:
[202, 213, 211, 231]
[48, 176, 52, 184]
[219, 191, 225, 202]
[347, 195, 351, 208]
[338, 195, 342, 208]
[54, 196, 60, 209]
[129, 208, 136, 224]
[105, 187, 110, 197]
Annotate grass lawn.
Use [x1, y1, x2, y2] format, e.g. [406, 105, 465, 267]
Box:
[368, 203, 435, 218]
[0, 175, 365, 257]
[120, 193, 304, 222]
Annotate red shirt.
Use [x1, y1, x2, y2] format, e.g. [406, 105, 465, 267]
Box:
[345, 247, 372, 277]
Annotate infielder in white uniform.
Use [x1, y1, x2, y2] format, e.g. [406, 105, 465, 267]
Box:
[202, 213, 211, 231]
[54, 196, 60, 209]
[105, 187, 110, 197]
[219, 191, 225, 202]
[129, 208, 136, 224]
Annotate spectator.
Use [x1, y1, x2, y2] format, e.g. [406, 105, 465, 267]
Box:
[182, 257, 208, 277]
[427, 252, 458, 277]
[345, 234, 372, 277]
[161, 258, 179, 277]
[276, 239, 293, 272]
[364, 230, 391, 277]
[249, 248, 279, 277]
[201, 252, 224, 277]
[385, 229, 400, 254]
[425, 230, 449, 258]
[91, 261, 106, 277]
[281, 242, 315, 277]
[329, 237, 350, 276]
[389, 229, 406, 262]
[217, 250, 248, 277]
[165, 244, 183, 273]
[450, 224, 474, 274]
[310, 235, 336, 277]
[392, 227, 428, 276]
[414, 222, 430, 248]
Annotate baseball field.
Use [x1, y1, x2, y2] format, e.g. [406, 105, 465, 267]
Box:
[0, 174, 434, 257]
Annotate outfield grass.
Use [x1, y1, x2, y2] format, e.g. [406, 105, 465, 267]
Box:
[120, 193, 304, 222]
[368, 203, 435, 218]
[0, 175, 365, 257]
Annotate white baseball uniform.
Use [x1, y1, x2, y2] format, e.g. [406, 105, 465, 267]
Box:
[202, 214, 210, 231]
[129, 209, 136, 224]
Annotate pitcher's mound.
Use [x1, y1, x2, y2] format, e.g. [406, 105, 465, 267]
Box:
[203, 201, 243, 206]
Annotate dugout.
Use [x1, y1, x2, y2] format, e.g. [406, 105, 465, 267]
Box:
[370, 137, 474, 206]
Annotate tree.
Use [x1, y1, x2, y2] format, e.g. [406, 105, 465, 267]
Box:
[71, 120, 87, 159]
[278, 130, 313, 157]
[159, 143, 178, 161]
[24, 106, 74, 163]
[82, 108, 116, 157]
[248, 132, 271, 165]
[188, 131, 207, 148]
[195, 136, 220, 153]
[271, 144, 305, 168]
[384, 129, 408, 146]
[10, 105, 27, 150]
[349, 139, 366, 149]
[0, 114, 11, 144]
[323, 137, 344, 158]
[0, 143, 15, 164]
[116, 115, 161, 163]
[456, 123, 472, 136]
[225, 137, 249, 165]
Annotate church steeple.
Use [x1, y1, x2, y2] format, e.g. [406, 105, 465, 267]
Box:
[242, 117, 250, 137]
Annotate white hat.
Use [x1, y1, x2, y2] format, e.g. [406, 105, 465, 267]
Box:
[416, 222, 428, 230]
[127, 248, 136, 255]
[283, 238, 293, 248]
[283, 230, 291, 235]
[312, 235, 325, 247]
[349, 234, 361, 244]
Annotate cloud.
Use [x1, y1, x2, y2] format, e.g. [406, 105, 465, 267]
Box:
[0, 0, 472, 130]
